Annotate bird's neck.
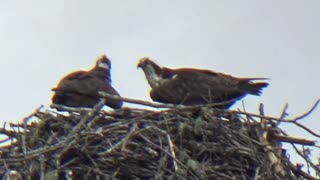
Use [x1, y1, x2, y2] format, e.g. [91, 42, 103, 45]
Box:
[143, 66, 164, 88]
[91, 68, 111, 82]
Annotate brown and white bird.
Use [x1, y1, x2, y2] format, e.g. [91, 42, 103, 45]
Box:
[52, 54, 123, 110]
[138, 57, 269, 108]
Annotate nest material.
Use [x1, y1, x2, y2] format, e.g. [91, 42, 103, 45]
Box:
[0, 101, 317, 180]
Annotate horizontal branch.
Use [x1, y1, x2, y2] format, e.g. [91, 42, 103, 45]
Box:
[273, 135, 315, 146]
[98, 91, 241, 109]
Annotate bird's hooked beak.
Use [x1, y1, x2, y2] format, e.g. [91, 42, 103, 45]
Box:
[137, 57, 150, 69]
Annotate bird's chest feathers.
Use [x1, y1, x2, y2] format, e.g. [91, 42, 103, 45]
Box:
[143, 64, 179, 88]
[146, 73, 168, 88]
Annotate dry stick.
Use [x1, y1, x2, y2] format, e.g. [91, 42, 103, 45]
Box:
[253, 166, 260, 180]
[293, 99, 320, 122]
[50, 104, 93, 113]
[0, 147, 10, 153]
[232, 114, 320, 138]
[57, 140, 78, 167]
[98, 91, 237, 109]
[166, 134, 178, 172]
[22, 123, 27, 155]
[303, 146, 312, 174]
[0, 128, 20, 138]
[241, 100, 255, 123]
[55, 100, 107, 166]
[20, 106, 42, 155]
[99, 92, 168, 108]
[259, 103, 266, 129]
[98, 136, 127, 156]
[40, 154, 45, 180]
[291, 122, 320, 138]
[274, 110, 316, 146]
[69, 98, 106, 135]
[289, 144, 319, 180]
[138, 134, 200, 180]
[120, 123, 138, 152]
[99, 92, 320, 124]
[258, 104, 317, 176]
[98, 124, 152, 156]
[6, 94, 316, 177]
[265, 103, 319, 178]
[291, 143, 320, 176]
[0, 141, 66, 162]
[99, 92, 320, 138]
[50, 95, 320, 178]
[21, 106, 42, 157]
[258, 104, 286, 177]
[276, 103, 289, 126]
[279, 128, 319, 176]
[273, 135, 315, 146]
[0, 99, 107, 163]
[288, 163, 318, 180]
[61, 92, 319, 139]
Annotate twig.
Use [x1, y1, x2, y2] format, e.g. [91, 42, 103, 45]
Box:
[290, 143, 320, 176]
[293, 99, 320, 122]
[0, 141, 66, 162]
[0, 128, 20, 138]
[98, 91, 238, 109]
[292, 122, 320, 138]
[121, 124, 138, 152]
[1, 93, 319, 179]
[50, 104, 92, 113]
[98, 136, 127, 156]
[138, 134, 200, 180]
[166, 134, 178, 172]
[69, 98, 106, 135]
[98, 93, 320, 138]
[40, 154, 45, 180]
[288, 162, 318, 180]
[255, 108, 286, 176]
[276, 103, 289, 126]
[230, 110, 320, 138]
[273, 135, 315, 146]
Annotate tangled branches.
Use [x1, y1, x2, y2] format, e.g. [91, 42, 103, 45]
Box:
[0, 96, 319, 179]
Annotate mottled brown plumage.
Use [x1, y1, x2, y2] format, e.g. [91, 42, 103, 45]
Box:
[52, 55, 122, 110]
[138, 57, 269, 108]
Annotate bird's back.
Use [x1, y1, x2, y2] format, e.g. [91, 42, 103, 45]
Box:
[52, 70, 122, 109]
[151, 69, 268, 108]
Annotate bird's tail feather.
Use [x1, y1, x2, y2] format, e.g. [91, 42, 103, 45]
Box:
[242, 82, 269, 96]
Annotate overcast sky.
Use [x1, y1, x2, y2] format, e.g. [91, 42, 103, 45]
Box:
[0, 0, 319, 169]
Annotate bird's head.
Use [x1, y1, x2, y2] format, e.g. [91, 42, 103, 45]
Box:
[137, 57, 162, 75]
[138, 57, 166, 88]
[96, 54, 111, 70]
[91, 54, 112, 81]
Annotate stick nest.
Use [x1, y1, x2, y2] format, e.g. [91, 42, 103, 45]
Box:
[0, 100, 319, 180]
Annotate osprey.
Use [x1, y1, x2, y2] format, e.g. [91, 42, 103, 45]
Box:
[52, 54, 123, 110]
[138, 57, 269, 108]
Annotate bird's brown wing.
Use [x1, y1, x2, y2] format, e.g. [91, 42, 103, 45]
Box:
[52, 71, 122, 109]
[150, 69, 256, 107]
[97, 81, 123, 109]
[53, 71, 94, 95]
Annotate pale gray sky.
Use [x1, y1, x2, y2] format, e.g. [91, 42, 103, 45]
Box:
[0, 0, 319, 168]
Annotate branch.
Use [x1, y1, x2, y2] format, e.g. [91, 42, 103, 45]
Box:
[272, 135, 315, 146]
[97, 93, 320, 139]
[98, 91, 238, 109]
[293, 99, 320, 122]
[50, 104, 93, 113]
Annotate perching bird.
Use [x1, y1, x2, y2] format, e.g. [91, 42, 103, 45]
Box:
[138, 57, 269, 108]
[52, 54, 123, 110]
